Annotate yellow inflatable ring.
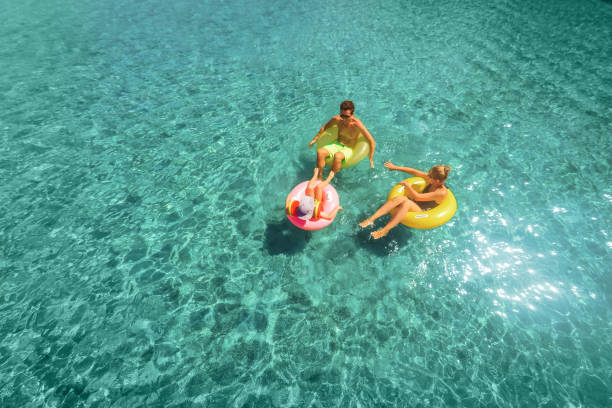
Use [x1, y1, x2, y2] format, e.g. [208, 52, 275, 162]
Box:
[315, 126, 369, 168]
[387, 177, 457, 229]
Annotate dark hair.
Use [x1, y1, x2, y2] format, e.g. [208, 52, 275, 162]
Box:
[340, 100, 355, 113]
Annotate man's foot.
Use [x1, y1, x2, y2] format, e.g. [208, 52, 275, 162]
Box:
[371, 229, 389, 239]
[358, 218, 374, 228]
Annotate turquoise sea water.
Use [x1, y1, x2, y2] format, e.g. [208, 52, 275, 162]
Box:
[1, 0, 611, 406]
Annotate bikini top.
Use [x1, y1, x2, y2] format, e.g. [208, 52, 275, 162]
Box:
[419, 184, 444, 209]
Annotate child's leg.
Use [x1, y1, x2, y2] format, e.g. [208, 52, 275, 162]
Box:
[313, 170, 335, 202]
[305, 168, 320, 196]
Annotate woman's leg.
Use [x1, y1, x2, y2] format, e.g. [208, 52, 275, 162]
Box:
[371, 198, 421, 239]
[359, 196, 409, 227]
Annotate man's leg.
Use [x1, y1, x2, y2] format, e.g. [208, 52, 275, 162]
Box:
[331, 152, 344, 173]
[316, 148, 329, 179]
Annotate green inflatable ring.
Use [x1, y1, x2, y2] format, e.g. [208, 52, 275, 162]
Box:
[315, 126, 370, 168]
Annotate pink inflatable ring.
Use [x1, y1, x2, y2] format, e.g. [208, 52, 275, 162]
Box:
[285, 181, 340, 230]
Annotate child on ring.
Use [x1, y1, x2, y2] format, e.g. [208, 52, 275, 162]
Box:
[287, 168, 343, 221]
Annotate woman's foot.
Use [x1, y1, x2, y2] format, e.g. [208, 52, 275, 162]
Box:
[371, 228, 389, 239]
[358, 218, 374, 228]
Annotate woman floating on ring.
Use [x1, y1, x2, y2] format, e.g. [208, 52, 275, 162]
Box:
[359, 161, 452, 239]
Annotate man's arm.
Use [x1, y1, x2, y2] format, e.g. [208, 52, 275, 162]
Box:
[355, 119, 375, 168]
[309, 117, 337, 147]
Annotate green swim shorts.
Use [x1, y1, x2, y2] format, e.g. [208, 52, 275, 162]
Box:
[323, 142, 354, 163]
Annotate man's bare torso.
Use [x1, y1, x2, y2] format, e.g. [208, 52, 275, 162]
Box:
[334, 115, 361, 147]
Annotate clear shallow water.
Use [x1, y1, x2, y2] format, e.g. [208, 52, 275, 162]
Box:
[1, 0, 611, 406]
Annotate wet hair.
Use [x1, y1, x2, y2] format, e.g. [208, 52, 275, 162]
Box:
[429, 165, 451, 183]
[340, 100, 355, 113]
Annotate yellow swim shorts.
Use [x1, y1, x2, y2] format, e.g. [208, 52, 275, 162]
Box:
[323, 142, 354, 163]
